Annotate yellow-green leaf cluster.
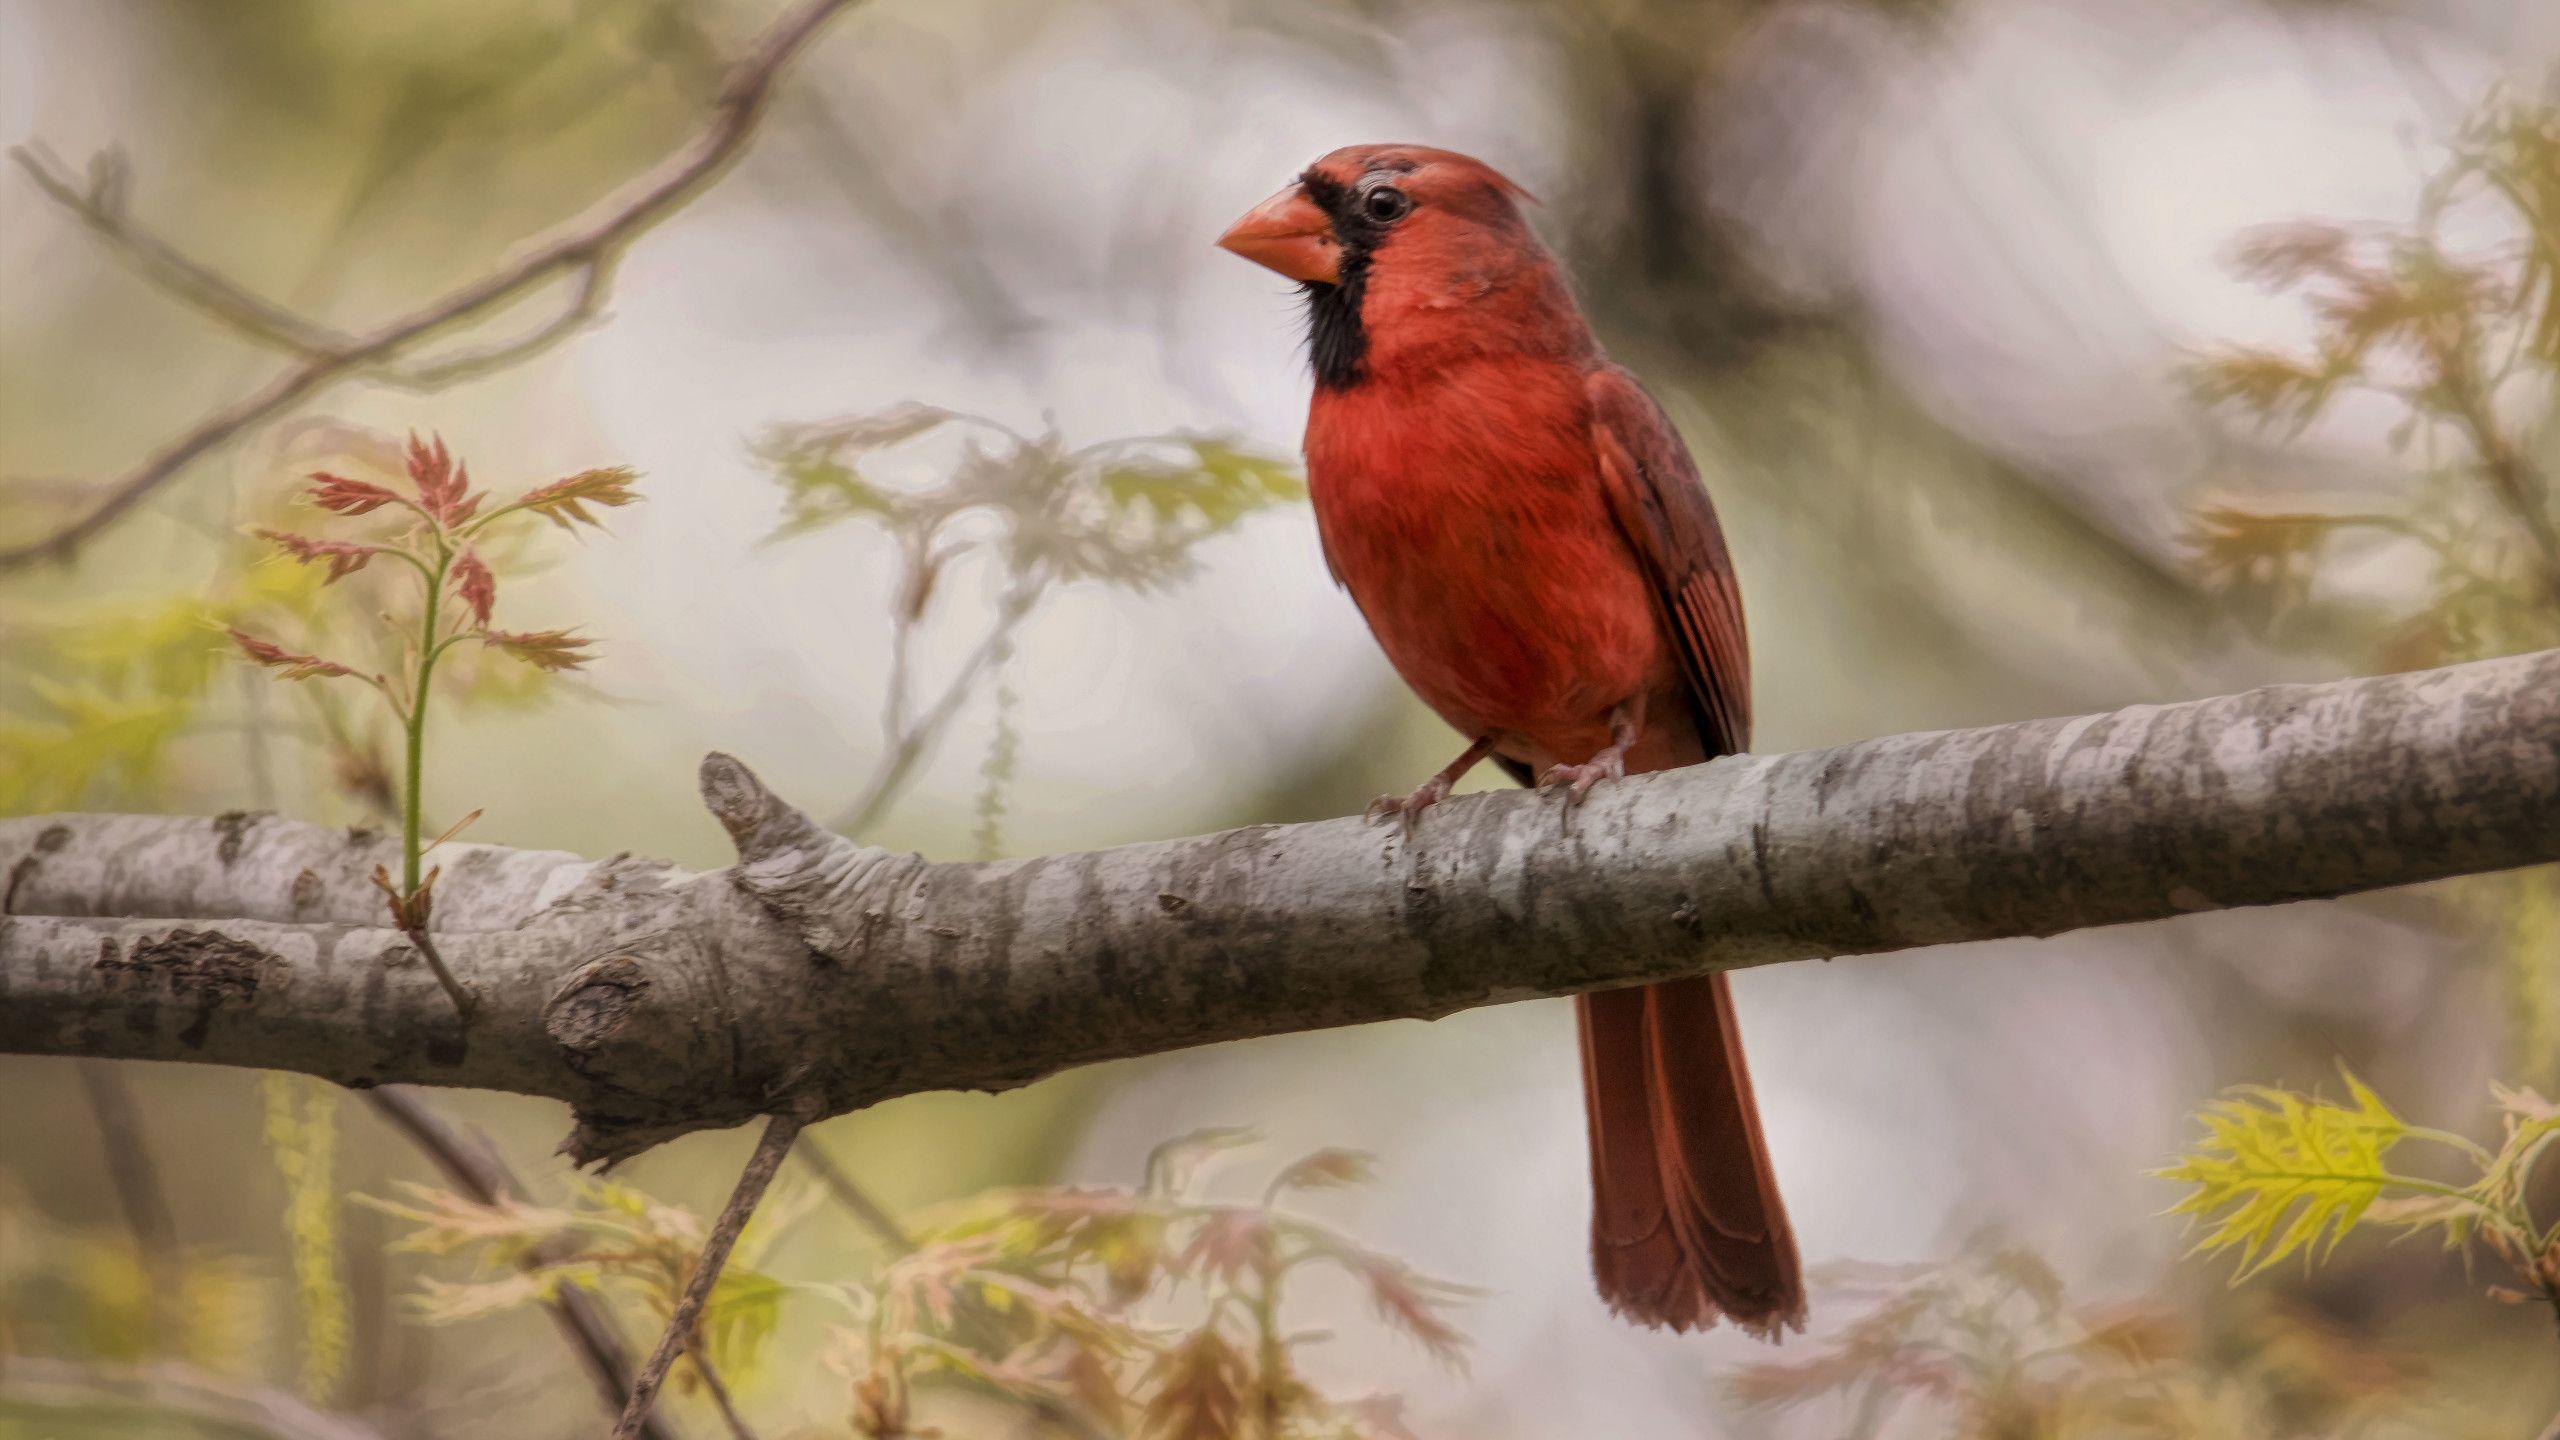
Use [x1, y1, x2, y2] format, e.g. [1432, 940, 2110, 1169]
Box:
[365, 1172, 813, 1393]
[2156, 1068, 2559, 1314]
[2153, 1068, 2423, 1280]
[751, 407, 1304, 592]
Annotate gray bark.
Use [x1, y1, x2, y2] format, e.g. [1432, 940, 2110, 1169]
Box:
[3, 649, 2555, 1165]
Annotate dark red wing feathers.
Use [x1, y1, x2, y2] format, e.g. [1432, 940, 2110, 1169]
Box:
[1586, 366, 1752, 758]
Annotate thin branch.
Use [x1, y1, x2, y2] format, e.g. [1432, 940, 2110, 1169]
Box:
[363, 1086, 684, 1440]
[689, 1353, 762, 1440]
[792, 1134, 915, 1251]
[401, 924, 478, 1022]
[613, 1101, 814, 1440]
[11, 144, 359, 356]
[2443, 338, 2560, 605]
[373, 255, 618, 391]
[834, 569, 1048, 833]
[0, 0, 867, 573]
[74, 1059, 181, 1345]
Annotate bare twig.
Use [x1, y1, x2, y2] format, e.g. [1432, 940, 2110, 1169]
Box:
[0, 0, 866, 572]
[614, 1101, 812, 1440]
[401, 925, 479, 1023]
[363, 1087, 683, 1440]
[11, 145, 358, 357]
[74, 1060, 181, 1344]
[375, 257, 618, 392]
[816, 562, 1050, 1251]
[2444, 351, 2560, 606]
[791, 1134, 914, 1251]
[833, 569, 1047, 833]
[689, 1353, 761, 1440]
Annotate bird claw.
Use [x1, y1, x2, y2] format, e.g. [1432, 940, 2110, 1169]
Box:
[1366, 777, 1453, 835]
[1538, 755, 1623, 806]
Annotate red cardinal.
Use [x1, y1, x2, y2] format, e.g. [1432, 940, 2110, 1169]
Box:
[1219, 144, 1803, 1337]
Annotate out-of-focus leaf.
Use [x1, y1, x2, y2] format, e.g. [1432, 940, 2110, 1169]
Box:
[479, 626, 593, 673]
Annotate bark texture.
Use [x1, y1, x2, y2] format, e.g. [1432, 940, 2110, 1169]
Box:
[3, 649, 2555, 1164]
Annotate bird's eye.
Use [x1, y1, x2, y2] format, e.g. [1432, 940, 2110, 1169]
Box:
[1362, 186, 1412, 224]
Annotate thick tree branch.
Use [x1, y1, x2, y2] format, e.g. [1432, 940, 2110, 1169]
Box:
[0, 0, 865, 572]
[2, 650, 2554, 1165]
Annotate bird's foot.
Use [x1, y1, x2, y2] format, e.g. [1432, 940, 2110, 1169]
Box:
[1366, 735, 1500, 837]
[1366, 775, 1455, 835]
[1538, 752, 1625, 806]
[1539, 700, 1643, 808]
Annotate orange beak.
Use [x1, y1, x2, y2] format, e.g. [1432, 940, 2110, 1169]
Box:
[1216, 183, 1340, 285]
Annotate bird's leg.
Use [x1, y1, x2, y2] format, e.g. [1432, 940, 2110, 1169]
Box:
[1540, 695, 1645, 805]
[1367, 734, 1499, 833]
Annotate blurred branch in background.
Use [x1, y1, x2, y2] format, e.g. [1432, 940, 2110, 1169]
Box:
[364, 1087, 683, 1440]
[2, 649, 2551, 1166]
[72, 1061, 182, 1351]
[748, 404, 1304, 834]
[0, 0, 869, 574]
[0, 1356, 392, 1440]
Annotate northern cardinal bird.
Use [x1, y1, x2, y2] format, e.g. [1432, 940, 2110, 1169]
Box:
[1218, 145, 1803, 1337]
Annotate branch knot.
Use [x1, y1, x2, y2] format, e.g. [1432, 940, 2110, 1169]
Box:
[699, 751, 929, 963]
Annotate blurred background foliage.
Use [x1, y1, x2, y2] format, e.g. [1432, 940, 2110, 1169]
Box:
[1, 0, 2555, 1436]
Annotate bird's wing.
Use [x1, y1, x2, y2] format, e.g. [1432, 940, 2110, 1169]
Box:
[1584, 364, 1752, 757]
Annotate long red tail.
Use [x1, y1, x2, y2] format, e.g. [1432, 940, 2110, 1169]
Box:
[1578, 973, 1804, 1336]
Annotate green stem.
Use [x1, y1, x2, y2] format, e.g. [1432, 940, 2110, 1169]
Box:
[403, 549, 447, 897]
[2406, 1123, 2498, 1167]
[397, 543, 472, 1020]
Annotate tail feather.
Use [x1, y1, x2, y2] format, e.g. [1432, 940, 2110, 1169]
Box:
[1578, 973, 1804, 1338]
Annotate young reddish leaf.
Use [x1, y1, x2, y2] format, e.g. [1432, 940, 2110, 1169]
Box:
[1058, 1345, 1127, 1431]
[481, 627, 593, 673]
[449, 548, 496, 628]
[422, 807, 484, 855]
[2231, 222, 2354, 289]
[230, 627, 360, 682]
[306, 471, 405, 516]
[1138, 1329, 1245, 1440]
[1268, 1148, 1374, 1197]
[1348, 1252, 1471, 1367]
[515, 466, 641, 531]
[407, 431, 483, 527]
[1175, 1209, 1268, 1284]
[255, 527, 380, 584]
